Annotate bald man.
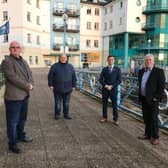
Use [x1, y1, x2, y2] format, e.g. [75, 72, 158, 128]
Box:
[2, 41, 34, 153]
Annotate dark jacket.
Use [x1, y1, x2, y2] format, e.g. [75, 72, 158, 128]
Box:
[2, 55, 33, 100]
[48, 62, 76, 93]
[138, 66, 165, 104]
[99, 66, 121, 92]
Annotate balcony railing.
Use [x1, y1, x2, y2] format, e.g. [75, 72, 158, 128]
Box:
[53, 43, 80, 51]
[68, 44, 79, 51]
[53, 43, 62, 51]
[143, 4, 168, 14]
[53, 24, 80, 33]
[138, 42, 168, 50]
[141, 22, 155, 30]
[53, 8, 80, 17]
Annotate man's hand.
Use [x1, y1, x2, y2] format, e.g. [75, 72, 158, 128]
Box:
[105, 85, 113, 91]
[49, 86, 54, 90]
[29, 84, 33, 91]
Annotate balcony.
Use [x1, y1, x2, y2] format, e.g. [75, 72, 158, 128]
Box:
[53, 8, 80, 17]
[68, 44, 80, 51]
[53, 43, 62, 51]
[53, 24, 80, 33]
[143, 4, 168, 14]
[141, 23, 155, 30]
[137, 42, 168, 51]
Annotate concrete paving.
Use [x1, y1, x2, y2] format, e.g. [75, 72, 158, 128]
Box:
[0, 68, 168, 168]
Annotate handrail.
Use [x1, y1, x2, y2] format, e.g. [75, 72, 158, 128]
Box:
[76, 69, 168, 130]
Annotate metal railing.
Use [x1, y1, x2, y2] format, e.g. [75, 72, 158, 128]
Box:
[76, 69, 168, 130]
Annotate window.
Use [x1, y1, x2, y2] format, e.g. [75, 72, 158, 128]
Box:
[2, 0, 7, 3]
[87, 8, 91, 15]
[119, 17, 122, 25]
[3, 11, 8, 21]
[3, 34, 8, 43]
[27, 0, 31, 4]
[86, 22, 91, 30]
[110, 5, 113, 13]
[94, 40, 99, 48]
[29, 56, 33, 64]
[120, 1, 123, 8]
[35, 56, 38, 64]
[36, 0, 40, 8]
[104, 8, 107, 15]
[86, 40, 91, 47]
[94, 22, 99, 30]
[36, 35, 40, 45]
[104, 22, 107, 30]
[27, 12, 31, 22]
[27, 33, 32, 43]
[36, 16, 40, 25]
[109, 20, 113, 29]
[95, 8, 99, 16]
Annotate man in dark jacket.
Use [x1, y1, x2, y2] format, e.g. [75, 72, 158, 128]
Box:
[48, 54, 76, 120]
[99, 55, 121, 125]
[2, 41, 34, 154]
[138, 54, 165, 145]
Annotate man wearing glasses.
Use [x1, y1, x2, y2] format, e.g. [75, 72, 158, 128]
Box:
[2, 41, 34, 153]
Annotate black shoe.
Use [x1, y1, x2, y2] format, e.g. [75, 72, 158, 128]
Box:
[9, 146, 21, 154]
[55, 115, 60, 120]
[18, 136, 33, 143]
[64, 115, 72, 120]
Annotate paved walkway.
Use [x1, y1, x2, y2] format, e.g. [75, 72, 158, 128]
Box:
[0, 68, 168, 168]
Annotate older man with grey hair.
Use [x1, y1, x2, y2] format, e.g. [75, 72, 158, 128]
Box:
[2, 41, 34, 153]
[138, 53, 165, 145]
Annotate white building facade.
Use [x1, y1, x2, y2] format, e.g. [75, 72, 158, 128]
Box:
[0, 0, 50, 67]
[102, 0, 146, 67]
[80, 0, 105, 68]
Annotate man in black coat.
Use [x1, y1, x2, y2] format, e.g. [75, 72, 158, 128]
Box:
[99, 55, 121, 125]
[48, 54, 76, 120]
[138, 54, 165, 145]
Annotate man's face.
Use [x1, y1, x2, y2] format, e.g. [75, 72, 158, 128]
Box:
[145, 56, 154, 69]
[108, 56, 115, 65]
[9, 42, 21, 58]
[59, 55, 68, 63]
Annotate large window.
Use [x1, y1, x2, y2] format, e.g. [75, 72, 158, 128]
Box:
[36, 16, 40, 25]
[27, 33, 32, 43]
[86, 40, 91, 48]
[94, 40, 99, 48]
[36, 35, 40, 45]
[87, 22, 91, 30]
[104, 22, 107, 31]
[94, 22, 99, 30]
[87, 8, 91, 15]
[29, 56, 33, 64]
[3, 11, 8, 21]
[3, 34, 8, 43]
[95, 8, 99, 16]
[36, 0, 40, 8]
[27, 12, 31, 22]
[35, 56, 38, 64]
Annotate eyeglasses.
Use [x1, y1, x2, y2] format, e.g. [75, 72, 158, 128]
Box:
[10, 46, 21, 49]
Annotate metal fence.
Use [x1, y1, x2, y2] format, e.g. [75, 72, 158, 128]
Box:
[76, 69, 168, 130]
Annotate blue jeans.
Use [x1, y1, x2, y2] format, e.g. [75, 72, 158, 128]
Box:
[54, 92, 71, 117]
[5, 96, 29, 147]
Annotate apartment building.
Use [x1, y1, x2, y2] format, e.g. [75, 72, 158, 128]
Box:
[102, 0, 146, 68]
[0, 0, 51, 67]
[47, 0, 80, 67]
[80, 0, 106, 68]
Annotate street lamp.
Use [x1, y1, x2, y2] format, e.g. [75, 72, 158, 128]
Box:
[148, 39, 151, 53]
[62, 12, 68, 54]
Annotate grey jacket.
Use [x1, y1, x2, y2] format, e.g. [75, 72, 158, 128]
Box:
[2, 55, 34, 100]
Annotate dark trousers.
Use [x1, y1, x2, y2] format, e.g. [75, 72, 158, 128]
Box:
[141, 97, 159, 139]
[54, 92, 71, 117]
[102, 89, 118, 121]
[5, 96, 29, 147]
